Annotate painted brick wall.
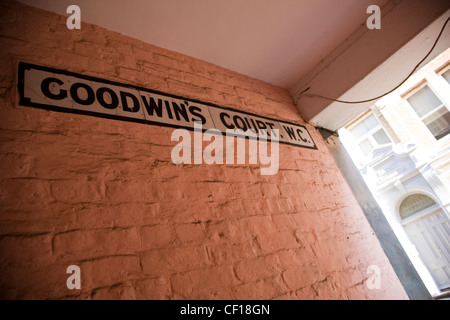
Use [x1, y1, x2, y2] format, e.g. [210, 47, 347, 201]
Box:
[0, 0, 408, 299]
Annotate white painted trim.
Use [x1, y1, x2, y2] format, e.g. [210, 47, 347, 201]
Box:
[307, 9, 450, 131]
[401, 204, 441, 225]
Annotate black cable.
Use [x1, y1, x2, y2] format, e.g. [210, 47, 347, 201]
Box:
[299, 16, 450, 104]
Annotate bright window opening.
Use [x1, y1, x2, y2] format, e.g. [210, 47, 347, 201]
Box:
[406, 85, 450, 140]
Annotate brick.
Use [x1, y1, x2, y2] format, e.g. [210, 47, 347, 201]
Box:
[170, 265, 239, 298]
[234, 216, 277, 239]
[181, 181, 233, 201]
[273, 198, 297, 213]
[131, 45, 154, 62]
[0, 178, 52, 211]
[223, 167, 255, 183]
[189, 60, 212, 79]
[207, 199, 245, 222]
[257, 230, 301, 253]
[260, 183, 281, 198]
[159, 200, 216, 224]
[230, 182, 262, 199]
[50, 179, 103, 203]
[74, 202, 161, 229]
[134, 276, 172, 299]
[175, 223, 206, 243]
[311, 276, 347, 300]
[282, 263, 321, 290]
[152, 53, 192, 73]
[240, 198, 269, 216]
[273, 291, 298, 300]
[91, 282, 137, 300]
[189, 286, 236, 300]
[222, 92, 246, 108]
[105, 180, 157, 203]
[332, 267, 363, 290]
[277, 183, 295, 198]
[0, 233, 53, 267]
[183, 73, 217, 90]
[72, 41, 104, 58]
[205, 220, 240, 244]
[139, 225, 174, 250]
[141, 246, 210, 276]
[80, 255, 141, 289]
[234, 254, 282, 283]
[0, 261, 78, 299]
[207, 70, 232, 85]
[0, 153, 34, 178]
[53, 228, 141, 259]
[166, 78, 207, 100]
[276, 247, 316, 270]
[233, 275, 288, 300]
[294, 286, 316, 299]
[310, 237, 343, 275]
[81, 28, 108, 46]
[206, 238, 260, 265]
[271, 214, 294, 231]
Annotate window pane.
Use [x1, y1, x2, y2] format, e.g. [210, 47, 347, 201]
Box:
[373, 129, 391, 145]
[359, 138, 373, 156]
[350, 115, 379, 138]
[422, 107, 450, 140]
[442, 69, 450, 85]
[400, 194, 436, 219]
[407, 85, 443, 117]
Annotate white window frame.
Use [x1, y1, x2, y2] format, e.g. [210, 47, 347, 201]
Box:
[438, 64, 450, 85]
[349, 113, 392, 158]
[403, 81, 450, 142]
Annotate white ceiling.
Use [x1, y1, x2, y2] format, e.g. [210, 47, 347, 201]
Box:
[18, 0, 388, 89]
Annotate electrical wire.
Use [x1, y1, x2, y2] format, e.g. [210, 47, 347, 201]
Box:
[299, 16, 450, 104]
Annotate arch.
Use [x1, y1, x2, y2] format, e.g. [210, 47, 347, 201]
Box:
[394, 187, 440, 221]
[399, 193, 436, 220]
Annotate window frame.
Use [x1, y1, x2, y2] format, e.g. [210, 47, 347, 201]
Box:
[348, 113, 393, 157]
[437, 63, 450, 85]
[403, 81, 450, 142]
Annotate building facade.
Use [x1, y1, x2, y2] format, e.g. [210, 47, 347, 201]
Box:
[340, 48, 450, 296]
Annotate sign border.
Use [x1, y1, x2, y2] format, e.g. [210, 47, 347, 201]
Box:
[17, 62, 317, 150]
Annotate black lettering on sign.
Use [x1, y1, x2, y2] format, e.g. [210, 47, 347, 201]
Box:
[297, 128, 309, 143]
[172, 101, 189, 122]
[120, 91, 140, 113]
[233, 115, 247, 131]
[18, 62, 317, 150]
[164, 100, 173, 119]
[97, 87, 119, 109]
[266, 122, 277, 137]
[220, 112, 234, 129]
[189, 106, 206, 124]
[141, 96, 163, 117]
[70, 82, 95, 105]
[283, 125, 296, 141]
[41, 77, 67, 100]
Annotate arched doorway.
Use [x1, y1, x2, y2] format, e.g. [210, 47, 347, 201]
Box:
[400, 193, 450, 292]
